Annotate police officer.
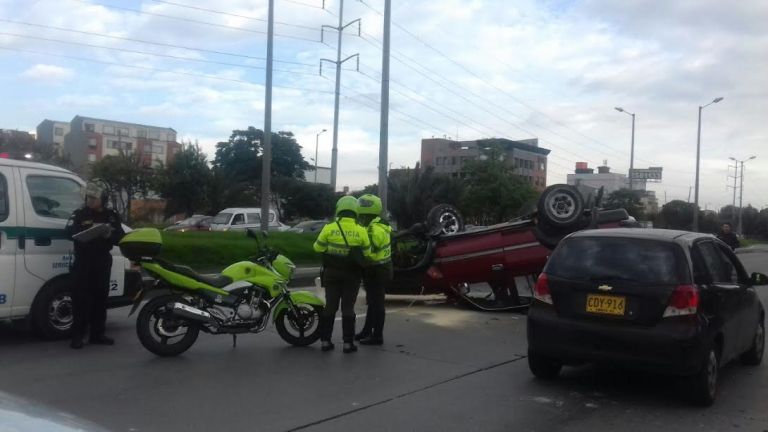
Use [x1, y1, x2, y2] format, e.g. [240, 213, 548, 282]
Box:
[313, 196, 371, 353]
[355, 194, 392, 346]
[65, 181, 125, 349]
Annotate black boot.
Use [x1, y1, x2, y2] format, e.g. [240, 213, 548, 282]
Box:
[342, 316, 357, 353]
[319, 315, 334, 344]
[355, 307, 373, 341]
[360, 310, 385, 345]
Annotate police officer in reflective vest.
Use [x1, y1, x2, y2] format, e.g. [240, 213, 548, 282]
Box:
[355, 194, 392, 345]
[65, 180, 124, 349]
[313, 196, 372, 353]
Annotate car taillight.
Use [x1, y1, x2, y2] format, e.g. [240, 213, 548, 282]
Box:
[663, 284, 699, 317]
[534, 273, 552, 304]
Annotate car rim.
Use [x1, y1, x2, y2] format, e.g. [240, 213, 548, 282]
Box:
[48, 294, 73, 331]
[706, 350, 718, 396]
[439, 212, 459, 234]
[546, 192, 576, 220]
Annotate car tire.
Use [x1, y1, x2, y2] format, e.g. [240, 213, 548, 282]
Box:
[689, 345, 719, 407]
[426, 204, 465, 235]
[31, 278, 74, 340]
[528, 350, 562, 379]
[538, 184, 584, 228]
[740, 317, 764, 366]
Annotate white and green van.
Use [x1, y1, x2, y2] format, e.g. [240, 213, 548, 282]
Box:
[0, 158, 141, 338]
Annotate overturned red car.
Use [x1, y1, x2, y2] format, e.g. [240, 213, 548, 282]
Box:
[389, 184, 632, 311]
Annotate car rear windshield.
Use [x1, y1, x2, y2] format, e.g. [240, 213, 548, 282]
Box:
[212, 213, 232, 224]
[546, 237, 689, 285]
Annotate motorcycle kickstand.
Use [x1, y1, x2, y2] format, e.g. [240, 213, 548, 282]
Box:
[232, 334, 237, 348]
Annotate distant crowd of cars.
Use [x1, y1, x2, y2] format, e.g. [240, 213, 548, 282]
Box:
[163, 208, 327, 234]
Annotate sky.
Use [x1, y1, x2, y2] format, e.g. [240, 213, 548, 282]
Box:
[0, 0, 766, 210]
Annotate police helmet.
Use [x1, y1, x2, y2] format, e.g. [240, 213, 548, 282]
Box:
[84, 180, 109, 205]
[357, 194, 382, 216]
[335, 196, 359, 217]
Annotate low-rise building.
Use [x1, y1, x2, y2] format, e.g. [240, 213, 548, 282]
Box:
[36, 120, 70, 156]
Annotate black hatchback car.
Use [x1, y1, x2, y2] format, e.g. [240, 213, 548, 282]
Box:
[527, 229, 766, 406]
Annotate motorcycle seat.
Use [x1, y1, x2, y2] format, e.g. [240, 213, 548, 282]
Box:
[156, 259, 233, 288]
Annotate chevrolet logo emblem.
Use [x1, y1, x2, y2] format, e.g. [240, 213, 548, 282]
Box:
[598, 284, 613, 291]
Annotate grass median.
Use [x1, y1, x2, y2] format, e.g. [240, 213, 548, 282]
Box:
[159, 231, 321, 271]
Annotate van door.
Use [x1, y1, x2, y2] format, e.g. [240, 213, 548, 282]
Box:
[0, 165, 17, 318]
[14, 169, 84, 315]
[246, 212, 261, 230]
[229, 212, 247, 230]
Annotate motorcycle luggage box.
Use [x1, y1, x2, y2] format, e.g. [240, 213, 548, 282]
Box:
[119, 228, 162, 261]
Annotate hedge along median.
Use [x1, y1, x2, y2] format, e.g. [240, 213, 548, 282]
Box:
[158, 231, 321, 271]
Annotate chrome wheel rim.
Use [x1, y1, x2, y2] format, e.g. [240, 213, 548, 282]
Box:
[546, 192, 576, 220]
[48, 294, 73, 331]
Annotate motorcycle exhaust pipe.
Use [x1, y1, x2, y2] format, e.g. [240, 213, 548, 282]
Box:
[171, 302, 215, 324]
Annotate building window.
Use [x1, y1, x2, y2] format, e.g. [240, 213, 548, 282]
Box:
[168, 133, 176, 142]
[88, 154, 96, 162]
[436, 157, 443, 166]
[149, 130, 160, 140]
[451, 156, 457, 165]
[103, 125, 115, 135]
[152, 144, 165, 154]
[88, 138, 97, 148]
[54, 127, 64, 136]
[116, 127, 129, 137]
[85, 123, 95, 132]
[137, 129, 148, 139]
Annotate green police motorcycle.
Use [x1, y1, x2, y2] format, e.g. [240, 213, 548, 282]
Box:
[120, 228, 324, 357]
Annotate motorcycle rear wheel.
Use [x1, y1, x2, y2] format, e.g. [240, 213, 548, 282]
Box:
[275, 304, 322, 347]
[137, 295, 200, 357]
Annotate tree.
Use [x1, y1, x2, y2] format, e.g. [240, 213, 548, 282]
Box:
[90, 152, 153, 224]
[154, 143, 211, 218]
[388, 164, 464, 229]
[659, 200, 695, 230]
[719, 205, 738, 225]
[274, 177, 336, 221]
[459, 153, 536, 225]
[604, 188, 645, 219]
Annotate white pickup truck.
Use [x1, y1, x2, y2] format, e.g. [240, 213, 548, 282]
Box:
[0, 158, 141, 338]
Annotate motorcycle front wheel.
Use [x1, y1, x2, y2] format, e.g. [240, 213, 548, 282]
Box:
[275, 303, 322, 347]
[136, 295, 200, 357]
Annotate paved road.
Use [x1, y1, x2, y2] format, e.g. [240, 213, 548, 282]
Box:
[0, 252, 766, 432]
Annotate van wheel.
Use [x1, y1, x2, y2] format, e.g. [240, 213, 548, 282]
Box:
[31, 279, 74, 340]
[538, 184, 584, 228]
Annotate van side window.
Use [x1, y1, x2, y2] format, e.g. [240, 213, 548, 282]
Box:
[232, 213, 245, 225]
[269, 212, 275, 222]
[247, 213, 260, 224]
[0, 174, 8, 222]
[26, 176, 83, 220]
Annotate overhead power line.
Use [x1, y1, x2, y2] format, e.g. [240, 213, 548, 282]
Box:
[1, 31, 319, 76]
[1, 45, 335, 95]
[70, 0, 320, 43]
[0, 19, 315, 67]
[147, 0, 319, 31]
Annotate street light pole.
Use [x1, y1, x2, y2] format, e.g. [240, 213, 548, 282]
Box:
[314, 129, 327, 183]
[692, 97, 724, 232]
[614, 107, 635, 190]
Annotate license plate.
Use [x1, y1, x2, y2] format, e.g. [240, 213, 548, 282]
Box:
[586, 294, 626, 316]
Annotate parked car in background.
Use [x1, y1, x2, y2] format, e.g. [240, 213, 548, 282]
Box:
[528, 228, 766, 406]
[210, 208, 289, 232]
[288, 220, 327, 234]
[164, 215, 213, 232]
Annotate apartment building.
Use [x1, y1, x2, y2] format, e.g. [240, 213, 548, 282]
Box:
[36, 119, 70, 156]
[420, 137, 550, 191]
[54, 116, 181, 168]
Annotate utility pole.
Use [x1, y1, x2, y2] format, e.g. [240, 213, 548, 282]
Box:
[731, 156, 756, 236]
[692, 97, 724, 232]
[321, 0, 360, 191]
[377, 0, 392, 213]
[314, 129, 327, 183]
[727, 162, 739, 208]
[687, 186, 692, 203]
[260, 0, 274, 233]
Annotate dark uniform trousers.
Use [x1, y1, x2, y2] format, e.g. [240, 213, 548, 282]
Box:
[360, 263, 392, 337]
[320, 266, 361, 343]
[71, 252, 113, 340]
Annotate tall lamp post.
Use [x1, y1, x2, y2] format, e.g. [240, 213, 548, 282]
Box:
[615, 107, 636, 190]
[729, 155, 756, 236]
[314, 129, 327, 183]
[692, 97, 724, 232]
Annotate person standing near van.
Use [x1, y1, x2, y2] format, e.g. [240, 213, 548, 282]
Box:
[65, 181, 124, 349]
[355, 194, 392, 345]
[313, 196, 371, 353]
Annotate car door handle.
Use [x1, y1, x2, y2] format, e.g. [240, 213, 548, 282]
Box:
[34, 237, 52, 246]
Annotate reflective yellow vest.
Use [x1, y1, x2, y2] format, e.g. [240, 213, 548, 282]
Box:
[367, 217, 392, 265]
[313, 217, 372, 268]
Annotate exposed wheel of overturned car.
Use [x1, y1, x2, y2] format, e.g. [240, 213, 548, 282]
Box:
[427, 204, 465, 235]
[538, 184, 584, 228]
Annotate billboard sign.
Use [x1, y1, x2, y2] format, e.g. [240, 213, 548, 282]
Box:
[630, 167, 663, 181]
